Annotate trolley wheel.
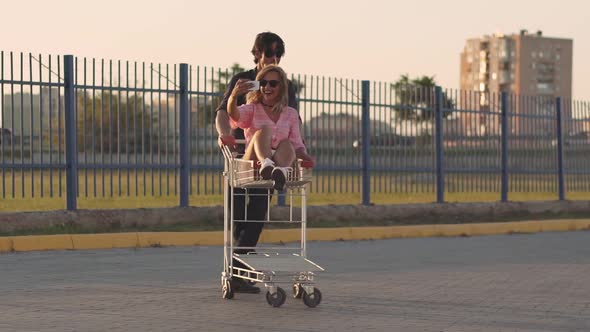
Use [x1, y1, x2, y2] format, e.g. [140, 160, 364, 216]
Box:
[266, 287, 287, 307]
[222, 280, 234, 300]
[302, 288, 322, 308]
[293, 283, 303, 299]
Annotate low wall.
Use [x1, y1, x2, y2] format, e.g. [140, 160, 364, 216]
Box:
[1, 200, 590, 234]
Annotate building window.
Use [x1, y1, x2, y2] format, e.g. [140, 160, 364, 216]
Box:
[537, 83, 553, 93]
[531, 51, 537, 58]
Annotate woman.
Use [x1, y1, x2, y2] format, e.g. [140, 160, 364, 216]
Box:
[227, 65, 313, 191]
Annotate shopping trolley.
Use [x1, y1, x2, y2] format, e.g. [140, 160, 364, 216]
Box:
[220, 137, 324, 308]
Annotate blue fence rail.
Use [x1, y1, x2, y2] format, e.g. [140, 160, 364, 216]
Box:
[1, 52, 589, 211]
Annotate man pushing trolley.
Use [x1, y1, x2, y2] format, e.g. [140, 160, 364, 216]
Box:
[220, 136, 323, 308]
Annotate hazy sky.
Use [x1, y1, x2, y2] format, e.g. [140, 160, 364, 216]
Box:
[2, 0, 589, 100]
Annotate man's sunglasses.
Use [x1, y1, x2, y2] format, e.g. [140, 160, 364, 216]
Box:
[260, 79, 280, 88]
[263, 49, 283, 58]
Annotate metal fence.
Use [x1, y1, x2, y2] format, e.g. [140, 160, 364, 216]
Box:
[1, 52, 589, 211]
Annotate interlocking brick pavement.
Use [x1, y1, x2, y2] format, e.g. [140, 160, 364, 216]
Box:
[1, 231, 589, 331]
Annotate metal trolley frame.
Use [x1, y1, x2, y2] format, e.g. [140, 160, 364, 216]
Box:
[220, 141, 324, 308]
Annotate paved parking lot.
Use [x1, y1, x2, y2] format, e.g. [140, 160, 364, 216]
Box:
[1, 231, 589, 332]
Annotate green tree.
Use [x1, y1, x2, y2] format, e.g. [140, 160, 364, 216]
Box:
[191, 63, 246, 128]
[215, 63, 245, 97]
[76, 91, 153, 153]
[391, 74, 454, 121]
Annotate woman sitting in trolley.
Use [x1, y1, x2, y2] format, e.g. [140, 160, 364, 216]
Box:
[227, 65, 313, 191]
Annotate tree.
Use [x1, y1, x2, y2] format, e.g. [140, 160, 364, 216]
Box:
[190, 63, 246, 128]
[76, 91, 153, 153]
[391, 74, 454, 121]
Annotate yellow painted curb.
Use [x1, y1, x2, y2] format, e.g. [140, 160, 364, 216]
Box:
[0, 237, 14, 252]
[12, 234, 73, 252]
[1, 219, 589, 253]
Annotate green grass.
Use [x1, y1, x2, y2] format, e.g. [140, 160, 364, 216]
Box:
[2, 191, 590, 213]
[1, 170, 589, 212]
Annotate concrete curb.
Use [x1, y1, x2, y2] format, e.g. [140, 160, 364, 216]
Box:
[1, 219, 589, 253]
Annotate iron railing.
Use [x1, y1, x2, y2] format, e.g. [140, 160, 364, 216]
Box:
[1, 52, 589, 211]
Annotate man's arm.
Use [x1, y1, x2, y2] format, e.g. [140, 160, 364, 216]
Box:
[215, 75, 240, 137]
[216, 75, 241, 148]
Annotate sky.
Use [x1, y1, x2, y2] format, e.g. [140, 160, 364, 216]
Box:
[2, 0, 589, 100]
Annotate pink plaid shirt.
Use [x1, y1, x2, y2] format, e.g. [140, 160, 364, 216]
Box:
[230, 103, 305, 150]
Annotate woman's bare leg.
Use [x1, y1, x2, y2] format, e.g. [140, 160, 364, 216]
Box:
[270, 139, 295, 190]
[243, 126, 273, 161]
[243, 126, 275, 180]
[272, 139, 296, 167]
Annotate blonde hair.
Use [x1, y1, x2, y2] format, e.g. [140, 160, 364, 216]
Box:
[246, 65, 289, 114]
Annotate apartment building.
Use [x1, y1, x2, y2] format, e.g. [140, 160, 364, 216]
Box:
[459, 30, 573, 136]
[1, 87, 62, 138]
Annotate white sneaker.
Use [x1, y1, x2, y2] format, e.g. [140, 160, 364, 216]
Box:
[271, 166, 292, 191]
[259, 158, 275, 180]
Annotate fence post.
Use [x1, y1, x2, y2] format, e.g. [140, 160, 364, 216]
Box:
[500, 92, 509, 202]
[179, 64, 190, 208]
[556, 97, 565, 200]
[64, 55, 77, 211]
[277, 191, 286, 206]
[434, 86, 444, 203]
[361, 80, 371, 205]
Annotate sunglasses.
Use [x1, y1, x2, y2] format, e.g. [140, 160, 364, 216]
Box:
[259, 79, 280, 88]
[263, 49, 283, 58]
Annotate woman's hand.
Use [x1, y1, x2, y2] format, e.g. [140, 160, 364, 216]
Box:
[230, 79, 256, 99]
[296, 148, 315, 168]
[228, 79, 256, 122]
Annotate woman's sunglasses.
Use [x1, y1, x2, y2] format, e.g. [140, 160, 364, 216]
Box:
[260, 79, 280, 88]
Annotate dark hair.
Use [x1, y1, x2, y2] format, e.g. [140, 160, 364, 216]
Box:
[251, 32, 285, 64]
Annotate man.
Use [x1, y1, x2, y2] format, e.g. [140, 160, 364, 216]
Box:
[216, 32, 298, 294]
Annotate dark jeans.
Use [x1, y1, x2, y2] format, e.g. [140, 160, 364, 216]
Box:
[230, 187, 271, 272]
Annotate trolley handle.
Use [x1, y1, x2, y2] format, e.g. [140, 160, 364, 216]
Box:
[222, 135, 314, 168]
[300, 160, 314, 169]
[220, 135, 247, 147]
